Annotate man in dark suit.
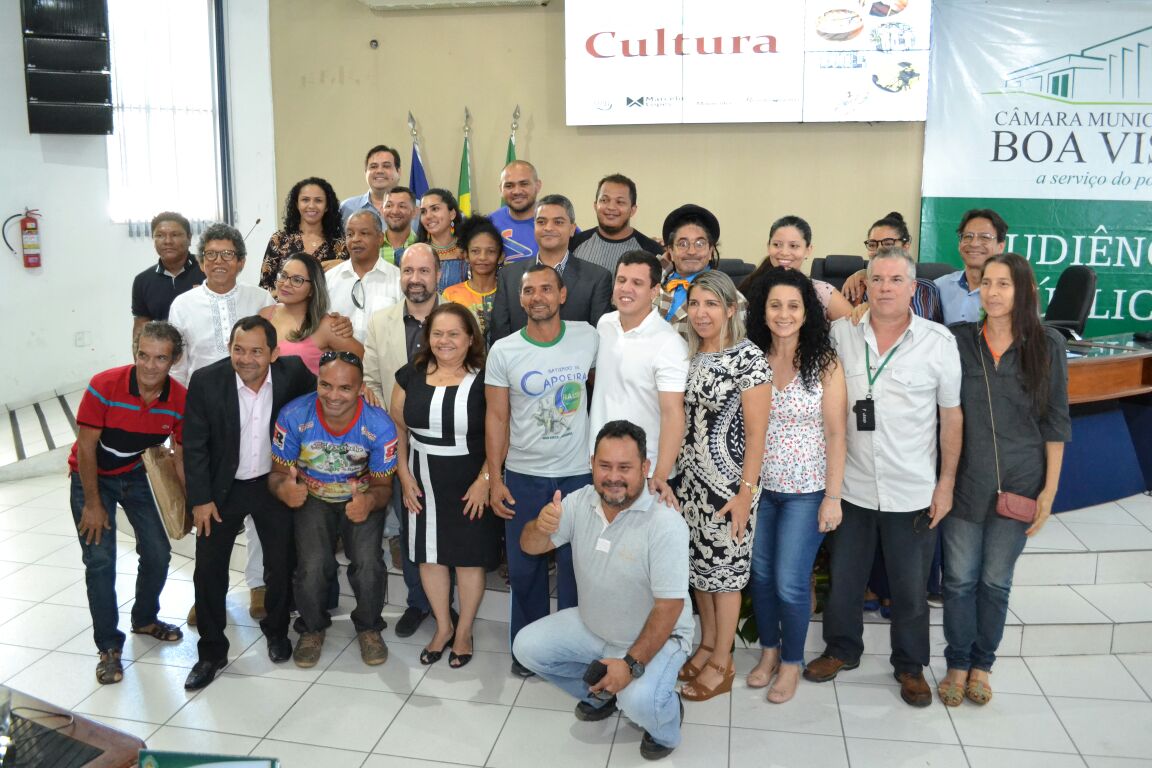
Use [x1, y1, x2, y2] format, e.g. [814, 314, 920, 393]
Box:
[490, 194, 612, 342]
[182, 316, 315, 690]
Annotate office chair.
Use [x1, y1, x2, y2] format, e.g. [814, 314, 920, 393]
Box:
[809, 255, 867, 291]
[914, 261, 958, 282]
[717, 258, 754, 284]
[1043, 265, 1096, 340]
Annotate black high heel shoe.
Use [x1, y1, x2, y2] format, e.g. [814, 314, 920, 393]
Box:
[420, 631, 455, 666]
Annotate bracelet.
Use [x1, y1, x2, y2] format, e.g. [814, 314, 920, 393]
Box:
[739, 479, 760, 494]
[824, 493, 840, 500]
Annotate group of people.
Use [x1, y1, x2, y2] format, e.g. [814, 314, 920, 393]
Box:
[72, 145, 1070, 760]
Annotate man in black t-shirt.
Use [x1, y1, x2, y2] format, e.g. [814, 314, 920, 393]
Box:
[570, 173, 662, 274]
[131, 211, 204, 348]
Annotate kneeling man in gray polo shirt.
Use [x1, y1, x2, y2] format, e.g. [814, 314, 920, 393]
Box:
[514, 420, 693, 761]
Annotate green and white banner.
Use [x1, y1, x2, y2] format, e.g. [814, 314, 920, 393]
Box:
[921, 1, 1152, 335]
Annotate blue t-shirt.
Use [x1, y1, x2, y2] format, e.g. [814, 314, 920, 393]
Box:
[487, 207, 537, 263]
[272, 393, 398, 502]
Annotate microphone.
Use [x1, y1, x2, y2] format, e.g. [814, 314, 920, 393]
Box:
[243, 218, 262, 241]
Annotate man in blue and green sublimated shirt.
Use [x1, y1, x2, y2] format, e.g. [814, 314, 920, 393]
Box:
[486, 264, 599, 678]
[270, 351, 399, 669]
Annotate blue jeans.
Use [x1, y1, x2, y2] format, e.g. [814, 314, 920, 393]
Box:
[295, 495, 387, 633]
[69, 468, 171, 652]
[749, 490, 825, 664]
[941, 514, 1028, 672]
[514, 607, 687, 749]
[503, 470, 589, 650]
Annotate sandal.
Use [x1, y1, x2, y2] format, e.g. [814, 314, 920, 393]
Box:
[420, 631, 455, 666]
[965, 677, 992, 705]
[937, 679, 965, 707]
[677, 644, 713, 682]
[96, 649, 123, 685]
[449, 634, 473, 668]
[680, 660, 734, 702]
[132, 621, 183, 642]
[746, 660, 779, 689]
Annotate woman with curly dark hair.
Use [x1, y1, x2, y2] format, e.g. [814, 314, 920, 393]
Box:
[743, 266, 847, 704]
[260, 177, 348, 290]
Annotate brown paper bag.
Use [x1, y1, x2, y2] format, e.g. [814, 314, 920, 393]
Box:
[142, 445, 192, 540]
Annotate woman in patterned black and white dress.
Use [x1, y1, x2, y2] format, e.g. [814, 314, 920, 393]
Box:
[391, 304, 498, 669]
[673, 270, 772, 702]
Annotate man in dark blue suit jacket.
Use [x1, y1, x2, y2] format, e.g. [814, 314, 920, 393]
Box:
[490, 194, 612, 342]
[181, 316, 315, 690]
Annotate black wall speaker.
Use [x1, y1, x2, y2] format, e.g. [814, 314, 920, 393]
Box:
[21, 0, 112, 136]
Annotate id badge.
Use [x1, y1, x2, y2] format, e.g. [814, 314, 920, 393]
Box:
[853, 398, 876, 431]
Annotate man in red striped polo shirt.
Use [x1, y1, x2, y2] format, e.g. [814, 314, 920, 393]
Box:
[69, 321, 188, 685]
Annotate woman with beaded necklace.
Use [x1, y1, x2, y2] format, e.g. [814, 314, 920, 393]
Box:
[415, 188, 466, 292]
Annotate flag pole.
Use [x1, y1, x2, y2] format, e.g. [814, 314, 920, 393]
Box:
[458, 107, 473, 217]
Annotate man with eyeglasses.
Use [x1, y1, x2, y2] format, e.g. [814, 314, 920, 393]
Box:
[339, 144, 402, 227]
[168, 223, 275, 626]
[131, 211, 204, 349]
[656, 204, 747, 338]
[490, 194, 612, 342]
[569, 174, 662, 274]
[168, 223, 274, 385]
[804, 247, 962, 709]
[182, 316, 316, 690]
[327, 210, 403, 342]
[938, 209, 1008, 324]
[270, 350, 398, 668]
[362, 242, 442, 637]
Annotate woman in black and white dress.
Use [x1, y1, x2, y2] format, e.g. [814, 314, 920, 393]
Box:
[391, 303, 498, 668]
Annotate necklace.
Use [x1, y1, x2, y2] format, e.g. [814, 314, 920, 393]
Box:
[432, 240, 459, 258]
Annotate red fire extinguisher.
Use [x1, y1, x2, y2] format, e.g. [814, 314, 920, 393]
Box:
[3, 208, 42, 268]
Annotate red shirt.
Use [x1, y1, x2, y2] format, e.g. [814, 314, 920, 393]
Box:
[67, 365, 186, 476]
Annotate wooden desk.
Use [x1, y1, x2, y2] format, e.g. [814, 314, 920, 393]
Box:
[1054, 333, 1152, 511]
[1067, 343, 1152, 404]
[11, 689, 144, 768]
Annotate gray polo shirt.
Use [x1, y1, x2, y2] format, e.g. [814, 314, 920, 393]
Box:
[550, 485, 694, 652]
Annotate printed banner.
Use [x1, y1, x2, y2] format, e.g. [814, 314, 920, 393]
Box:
[921, 1, 1152, 335]
[565, 0, 932, 125]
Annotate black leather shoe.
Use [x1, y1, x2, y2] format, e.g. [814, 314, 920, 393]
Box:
[267, 635, 292, 663]
[395, 607, 429, 638]
[575, 695, 618, 722]
[184, 658, 228, 690]
[510, 658, 536, 678]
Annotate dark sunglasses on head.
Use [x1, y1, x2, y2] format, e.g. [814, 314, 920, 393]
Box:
[319, 350, 363, 371]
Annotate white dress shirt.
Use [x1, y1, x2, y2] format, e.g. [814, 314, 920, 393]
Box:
[830, 311, 962, 512]
[235, 368, 274, 480]
[168, 283, 274, 385]
[326, 258, 403, 342]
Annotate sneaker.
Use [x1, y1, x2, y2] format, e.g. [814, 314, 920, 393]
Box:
[293, 630, 325, 668]
[927, 593, 944, 608]
[358, 630, 389, 666]
[510, 658, 536, 678]
[249, 586, 267, 621]
[574, 696, 618, 722]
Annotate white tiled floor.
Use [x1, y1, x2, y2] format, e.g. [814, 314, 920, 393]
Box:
[0, 472, 1151, 767]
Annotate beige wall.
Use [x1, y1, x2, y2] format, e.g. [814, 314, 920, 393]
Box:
[269, 0, 926, 266]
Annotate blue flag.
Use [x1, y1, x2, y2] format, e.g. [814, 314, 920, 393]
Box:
[409, 143, 429, 201]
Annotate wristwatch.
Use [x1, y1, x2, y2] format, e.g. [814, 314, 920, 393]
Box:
[623, 654, 645, 679]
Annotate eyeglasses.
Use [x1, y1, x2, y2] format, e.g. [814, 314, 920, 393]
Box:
[864, 237, 907, 251]
[351, 278, 365, 310]
[202, 249, 238, 262]
[959, 232, 998, 244]
[673, 238, 710, 252]
[319, 350, 363, 371]
[275, 271, 311, 288]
